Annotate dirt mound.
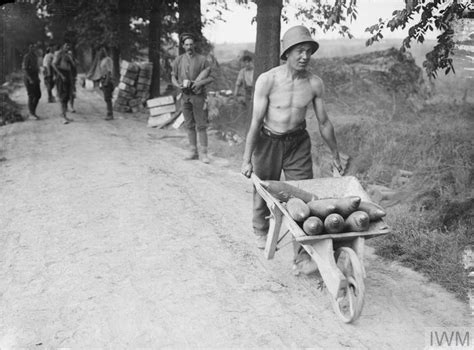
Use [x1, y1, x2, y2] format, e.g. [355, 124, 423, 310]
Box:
[213, 48, 428, 122]
[310, 48, 428, 119]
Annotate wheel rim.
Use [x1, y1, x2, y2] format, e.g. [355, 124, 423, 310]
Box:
[331, 247, 365, 323]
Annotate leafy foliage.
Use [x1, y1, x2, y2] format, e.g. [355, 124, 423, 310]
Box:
[1, 3, 46, 47]
[364, 0, 472, 78]
[216, 0, 471, 78]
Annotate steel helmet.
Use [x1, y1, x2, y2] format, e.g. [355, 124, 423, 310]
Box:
[280, 25, 319, 60]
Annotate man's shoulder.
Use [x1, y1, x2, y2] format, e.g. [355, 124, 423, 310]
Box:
[259, 65, 282, 80]
[308, 72, 324, 88]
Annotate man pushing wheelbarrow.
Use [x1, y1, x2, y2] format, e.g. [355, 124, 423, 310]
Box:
[241, 25, 343, 275]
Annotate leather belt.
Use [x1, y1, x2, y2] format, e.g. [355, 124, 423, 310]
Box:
[261, 121, 306, 140]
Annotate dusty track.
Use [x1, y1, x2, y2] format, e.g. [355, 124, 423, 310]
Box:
[0, 83, 470, 349]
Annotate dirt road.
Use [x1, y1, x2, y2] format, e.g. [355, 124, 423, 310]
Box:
[0, 83, 471, 349]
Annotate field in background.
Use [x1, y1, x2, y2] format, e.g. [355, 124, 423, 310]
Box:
[214, 38, 473, 103]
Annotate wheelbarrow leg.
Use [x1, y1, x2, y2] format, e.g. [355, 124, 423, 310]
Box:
[351, 237, 366, 278]
[264, 203, 283, 259]
[303, 239, 347, 299]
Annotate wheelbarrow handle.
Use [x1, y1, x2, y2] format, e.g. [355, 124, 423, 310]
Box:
[250, 173, 262, 185]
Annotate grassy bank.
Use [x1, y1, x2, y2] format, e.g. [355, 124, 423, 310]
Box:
[335, 102, 473, 300]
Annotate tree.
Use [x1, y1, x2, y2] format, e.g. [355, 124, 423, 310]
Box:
[0, 2, 46, 82]
[253, 0, 282, 81]
[365, 0, 472, 78]
[149, 0, 163, 97]
[117, 0, 131, 62]
[178, 0, 213, 54]
[213, 0, 470, 79]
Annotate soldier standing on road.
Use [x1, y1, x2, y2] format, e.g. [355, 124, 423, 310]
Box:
[68, 49, 78, 113]
[171, 33, 214, 164]
[97, 47, 115, 120]
[42, 46, 56, 103]
[22, 43, 41, 120]
[241, 25, 343, 274]
[233, 54, 254, 107]
[52, 41, 76, 124]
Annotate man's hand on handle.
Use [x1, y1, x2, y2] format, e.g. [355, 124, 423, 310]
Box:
[241, 161, 253, 178]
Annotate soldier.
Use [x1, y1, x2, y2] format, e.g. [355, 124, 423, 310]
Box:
[42, 45, 56, 103]
[171, 33, 214, 163]
[22, 43, 41, 120]
[233, 54, 254, 107]
[241, 26, 342, 274]
[52, 42, 76, 124]
[97, 47, 115, 120]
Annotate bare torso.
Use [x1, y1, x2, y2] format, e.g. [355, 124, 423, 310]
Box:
[263, 65, 319, 133]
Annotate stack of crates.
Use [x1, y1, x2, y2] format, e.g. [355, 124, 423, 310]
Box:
[136, 62, 152, 105]
[114, 60, 153, 113]
[146, 95, 177, 128]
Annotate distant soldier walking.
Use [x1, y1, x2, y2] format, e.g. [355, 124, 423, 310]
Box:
[171, 33, 214, 163]
[42, 45, 56, 103]
[52, 42, 76, 124]
[233, 54, 254, 107]
[22, 43, 41, 120]
[98, 47, 115, 120]
[68, 49, 78, 113]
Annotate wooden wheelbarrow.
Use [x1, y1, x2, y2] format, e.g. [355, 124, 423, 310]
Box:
[251, 174, 391, 323]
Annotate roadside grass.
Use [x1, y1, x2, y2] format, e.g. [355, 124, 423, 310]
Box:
[373, 204, 471, 299]
[335, 102, 473, 301]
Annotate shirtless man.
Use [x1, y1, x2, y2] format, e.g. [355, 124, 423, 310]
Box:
[241, 25, 342, 273]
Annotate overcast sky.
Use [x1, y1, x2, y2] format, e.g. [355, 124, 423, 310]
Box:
[202, 0, 438, 43]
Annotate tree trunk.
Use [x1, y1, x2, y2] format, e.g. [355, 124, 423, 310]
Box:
[111, 46, 120, 83]
[149, 0, 162, 97]
[118, 0, 131, 61]
[178, 0, 203, 54]
[254, 0, 283, 83]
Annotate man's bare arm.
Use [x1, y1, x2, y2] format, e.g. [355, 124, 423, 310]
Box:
[241, 72, 272, 177]
[311, 78, 342, 171]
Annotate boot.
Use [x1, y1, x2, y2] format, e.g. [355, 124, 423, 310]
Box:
[198, 130, 209, 164]
[200, 147, 210, 164]
[184, 130, 198, 160]
[105, 100, 114, 120]
[184, 146, 198, 160]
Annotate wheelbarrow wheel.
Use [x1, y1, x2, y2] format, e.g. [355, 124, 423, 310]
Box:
[330, 247, 365, 323]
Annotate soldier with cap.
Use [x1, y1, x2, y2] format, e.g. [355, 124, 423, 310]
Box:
[241, 25, 342, 274]
[22, 43, 41, 120]
[52, 41, 76, 124]
[171, 33, 214, 163]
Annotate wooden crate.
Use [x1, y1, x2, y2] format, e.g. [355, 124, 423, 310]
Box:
[138, 76, 151, 85]
[120, 76, 137, 86]
[146, 95, 174, 108]
[147, 113, 173, 128]
[128, 98, 141, 108]
[118, 82, 136, 95]
[149, 103, 176, 116]
[120, 60, 139, 73]
[117, 89, 134, 99]
[137, 83, 150, 91]
[115, 97, 129, 107]
[121, 69, 139, 80]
